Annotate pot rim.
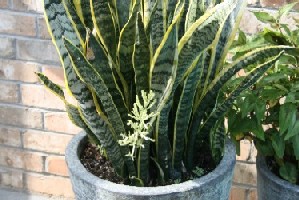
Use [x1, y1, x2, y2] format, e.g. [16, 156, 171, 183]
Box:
[65, 131, 236, 196]
[257, 155, 299, 191]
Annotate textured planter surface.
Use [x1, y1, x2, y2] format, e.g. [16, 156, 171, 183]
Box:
[257, 156, 299, 200]
[66, 132, 236, 200]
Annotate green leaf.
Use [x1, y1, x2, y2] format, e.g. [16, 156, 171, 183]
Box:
[64, 38, 136, 176]
[177, 0, 237, 89]
[133, 13, 150, 95]
[285, 121, 299, 140]
[255, 140, 274, 156]
[91, 0, 117, 60]
[279, 103, 297, 135]
[150, 6, 182, 106]
[253, 11, 276, 23]
[272, 130, 285, 159]
[118, 1, 139, 89]
[116, 0, 131, 29]
[88, 35, 129, 127]
[36, 72, 65, 100]
[80, 0, 93, 28]
[278, 2, 298, 19]
[255, 99, 266, 122]
[279, 162, 298, 184]
[64, 38, 126, 137]
[150, 0, 165, 52]
[172, 59, 201, 171]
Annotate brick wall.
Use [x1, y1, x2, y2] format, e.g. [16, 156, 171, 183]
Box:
[0, 0, 80, 198]
[0, 0, 298, 199]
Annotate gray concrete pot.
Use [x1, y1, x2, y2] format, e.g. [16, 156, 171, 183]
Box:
[65, 132, 236, 200]
[257, 155, 299, 200]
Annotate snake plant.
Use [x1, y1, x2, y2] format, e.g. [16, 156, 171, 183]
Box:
[38, 0, 296, 186]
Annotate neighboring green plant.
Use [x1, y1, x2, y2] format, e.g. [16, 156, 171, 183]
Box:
[227, 3, 299, 184]
[38, 0, 294, 186]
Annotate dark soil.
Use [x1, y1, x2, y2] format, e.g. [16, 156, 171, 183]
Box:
[80, 143, 124, 184]
[80, 142, 217, 186]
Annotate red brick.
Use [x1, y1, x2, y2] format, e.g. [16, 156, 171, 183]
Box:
[0, 147, 44, 172]
[0, 167, 23, 189]
[42, 66, 65, 86]
[0, 59, 39, 83]
[37, 17, 51, 39]
[21, 84, 65, 110]
[25, 173, 75, 198]
[0, 83, 19, 103]
[23, 130, 72, 154]
[0, 127, 21, 147]
[0, 12, 36, 37]
[229, 186, 246, 200]
[0, 106, 43, 129]
[44, 112, 82, 134]
[0, 37, 15, 59]
[260, 0, 286, 8]
[46, 156, 69, 176]
[12, 0, 43, 13]
[16, 39, 60, 64]
[233, 162, 257, 186]
[0, 0, 8, 8]
[248, 188, 257, 200]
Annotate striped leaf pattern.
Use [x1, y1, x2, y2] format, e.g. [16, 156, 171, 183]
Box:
[201, 52, 284, 135]
[176, 0, 236, 89]
[91, 0, 117, 59]
[172, 58, 201, 172]
[150, 0, 165, 52]
[63, 0, 86, 42]
[88, 35, 129, 127]
[118, 2, 139, 99]
[42, 0, 297, 186]
[44, 0, 126, 176]
[133, 13, 150, 94]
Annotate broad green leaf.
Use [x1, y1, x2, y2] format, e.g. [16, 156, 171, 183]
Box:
[253, 11, 276, 23]
[212, 0, 247, 77]
[255, 139, 274, 156]
[278, 2, 298, 19]
[138, 139, 150, 185]
[172, 59, 201, 171]
[279, 103, 297, 135]
[80, 0, 93, 28]
[118, 2, 140, 105]
[255, 99, 266, 122]
[279, 162, 298, 184]
[90, 0, 117, 60]
[150, 0, 164, 52]
[63, 0, 86, 43]
[116, 0, 131, 29]
[177, 0, 237, 89]
[88, 34, 129, 121]
[272, 130, 285, 158]
[150, 5, 182, 106]
[36, 72, 65, 100]
[155, 102, 172, 180]
[210, 119, 225, 163]
[285, 121, 299, 140]
[64, 38, 126, 136]
[133, 13, 150, 95]
[63, 38, 136, 176]
[200, 53, 283, 143]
